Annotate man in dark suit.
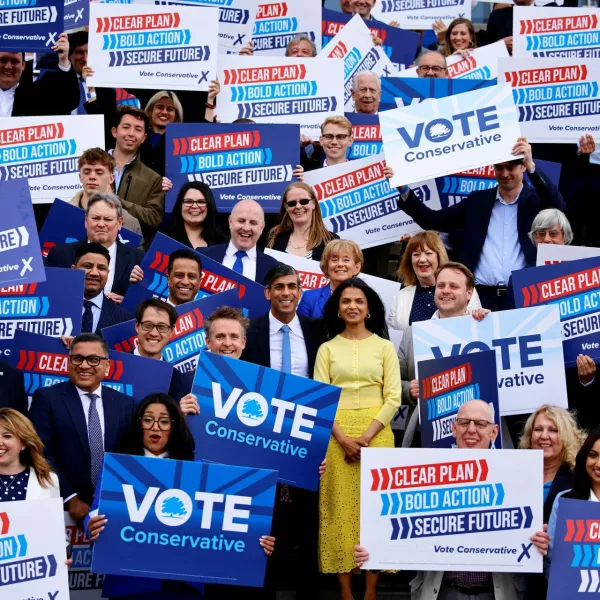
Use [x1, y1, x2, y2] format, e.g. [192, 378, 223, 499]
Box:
[397, 137, 565, 310]
[71, 243, 133, 335]
[132, 298, 199, 414]
[0, 361, 27, 414]
[47, 192, 143, 300]
[29, 333, 136, 523]
[197, 199, 278, 285]
[0, 33, 79, 117]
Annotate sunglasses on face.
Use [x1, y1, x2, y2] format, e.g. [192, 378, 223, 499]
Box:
[285, 199, 312, 208]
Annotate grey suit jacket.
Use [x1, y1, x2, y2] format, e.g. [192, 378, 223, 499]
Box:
[398, 327, 419, 447]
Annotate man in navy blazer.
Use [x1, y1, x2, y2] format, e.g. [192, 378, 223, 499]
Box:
[397, 137, 566, 310]
[196, 199, 278, 286]
[0, 361, 27, 414]
[29, 333, 135, 524]
[47, 193, 144, 300]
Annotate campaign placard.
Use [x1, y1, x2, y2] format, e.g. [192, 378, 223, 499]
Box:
[121, 233, 270, 318]
[513, 7, 600, 58]
[39, 199, 142, 258]
[401, 41, 508, 80]
[0, 0, 63, 52]
[346, 113, 382, 160]
[319, 14, 400, 111]
[513, 257, 600, 367]
[165, 122, 300, 213]
[412, 305, 568, 416]
[0, 115, 104, 204]
[188, 351, 341, 491]
[500, 57, 600, 143]
[547, 497, 600, 598]
[87, 3, 219, 91]
[64, 0, 89, 30]
[251, 0, 321, 56]
[0, 179, 46, 287]
[91, 453, 278, 587]
[371, 0, 471, 31]
[102, 288, 243, 373]
[379, 85, 522, 188]
[537, 244, 600, 266]
[0, 266, 83, 359]
[303, 153, 426, 249]
[0, 498, 70, 598]
[217, 55, 344, 138]
[380, 77, 496, 112]
[360, 448, 543, 572]
[418, 351, 502, 449]
[8, 329, 173, 398]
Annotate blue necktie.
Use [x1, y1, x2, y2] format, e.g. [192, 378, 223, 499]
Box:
[82, 300, 94, 333]
[281, 325, 291, 373]
[233, 250, 247, 274]
[76, 76, 87, 115]
[87, 393, 104, 487]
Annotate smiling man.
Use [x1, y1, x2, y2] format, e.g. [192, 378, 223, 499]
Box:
[165, 249, 202, 307]
[204, 306, 249, 359]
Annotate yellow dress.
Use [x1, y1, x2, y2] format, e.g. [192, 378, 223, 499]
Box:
[314, 333, 401, 574]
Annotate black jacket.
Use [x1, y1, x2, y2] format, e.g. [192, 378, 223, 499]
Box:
[13, 68, 80, 116]
[96, 297, 134, 336]
[0, 361, 27, 414]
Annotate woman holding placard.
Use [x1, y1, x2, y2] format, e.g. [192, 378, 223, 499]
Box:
[432, 17, 478, 58]
[315, 278, 400, 600]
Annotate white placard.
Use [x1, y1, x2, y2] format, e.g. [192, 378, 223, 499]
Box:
[499, 57, 600, 143]
[319, 14, 400, 111]
[87, 3, 219, 90]
[251, 0, 322, 56]
[536, 244, 600, 266]
[303, 153, 425, 249]
[360, 448, 543, 572]
[477, 0, 563, 4]
[0, 115, 104, 204]
[217, 55, 344, 138]
[371, 0, 471, 30]
[379, 85, 522, 188]
[513, 7, 600, 58]
[0, 498, 70, 598]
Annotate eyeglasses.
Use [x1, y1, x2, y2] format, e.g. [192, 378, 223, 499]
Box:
[139, 321, 172, 334]
[534, 229, 562, 240]
[140, 416, 173, 431]
[182, 199, 207, 207]
[417, 66, 445, 74]
[455, 418, 494, 430]
[285, 199, 312, 208]
[69, 355, 109, 367]
[322, 134, 350, 142]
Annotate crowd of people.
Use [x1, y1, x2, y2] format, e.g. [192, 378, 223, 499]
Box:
[0, 0, 599, 598]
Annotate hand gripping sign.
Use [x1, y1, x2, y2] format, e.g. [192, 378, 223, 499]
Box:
[360, 448, 543, 572]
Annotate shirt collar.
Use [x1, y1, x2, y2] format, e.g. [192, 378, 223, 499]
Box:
[495, 184, 524, 206]
[0, 83, 18, 94]
[108, 148, 137, 168]
[75, 385, 102, 399]
[226, 241, 257, 259]
[431, 309, 468, 320]
[86, 292, 104, 310]
[269, 311, 301, 334]
[143, 449, 169, 458]
[133, 346, 163, 361]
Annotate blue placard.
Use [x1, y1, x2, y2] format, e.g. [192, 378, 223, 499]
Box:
[188, 351, 341, 491]
[40, 199, 142, 258]
[0, 266, 83, 360]
[345, 112, 381, 160]
[0, 0, 64, 52]
[379, 77, 497, 112]
[165, 123, 300, 213]
[417, 350, 502, 449]
[121, 233, 269, 319]
[8, 329, 173, 398]
[91, 453, 277, 587]
[102, 288, 243, 373]
[513, 256, 600, 368]
[322, 8, 419, 71]
[64, 0, 88, 29]
[0, 179, 46, 286]
[547, 497, 600, 599]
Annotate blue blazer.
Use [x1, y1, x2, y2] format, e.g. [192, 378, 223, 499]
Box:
[96, 297, 134, 336]
[28, 381, 136, 505]
[168, 368, 194, 401]
[297, 285, 332, 319]
[196, 244, 279, 286]
[0, 360, 27, 414]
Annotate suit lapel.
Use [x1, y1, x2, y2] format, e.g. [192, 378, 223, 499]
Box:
[62, 383, 91, 461]
[102, 388, 120, 452]
[255, 250, 266, 284]
[112, 244, 127, 295]
[95, 298, 112, 335]
[258, 313, 271, 368]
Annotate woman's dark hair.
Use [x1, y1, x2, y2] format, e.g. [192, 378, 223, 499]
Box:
[165, 182, 225, 247]
[120, 393, 195, 461]
[564, 427, 600, 500]
[321, 277, 388, 342]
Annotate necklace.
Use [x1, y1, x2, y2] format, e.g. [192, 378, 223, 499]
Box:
[0, 472, 19, 496]
[289, 233, 309, 250]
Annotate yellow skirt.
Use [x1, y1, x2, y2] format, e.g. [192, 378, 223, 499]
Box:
[318, 407, 394, 574]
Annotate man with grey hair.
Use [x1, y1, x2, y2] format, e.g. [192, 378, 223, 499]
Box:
[351, 71, 381, 114]
[286, 34, 317, 57]
[415, 51, 448, 78]
[529, 208, 573, 246]
[47, 191, 144, 300]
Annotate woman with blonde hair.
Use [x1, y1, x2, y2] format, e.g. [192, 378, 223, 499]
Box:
[388, 230, 481, 330]
[267, 182, 338, 259]
[298, 239, 363, 318]
[0, 408, 59, 501]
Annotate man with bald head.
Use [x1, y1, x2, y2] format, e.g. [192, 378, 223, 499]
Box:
[416, 51, 448, 78]
[197, 199, 278, 284]
[351, 71, 381, 114]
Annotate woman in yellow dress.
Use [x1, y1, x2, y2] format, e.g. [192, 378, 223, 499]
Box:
[315, 277, 401, 600]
